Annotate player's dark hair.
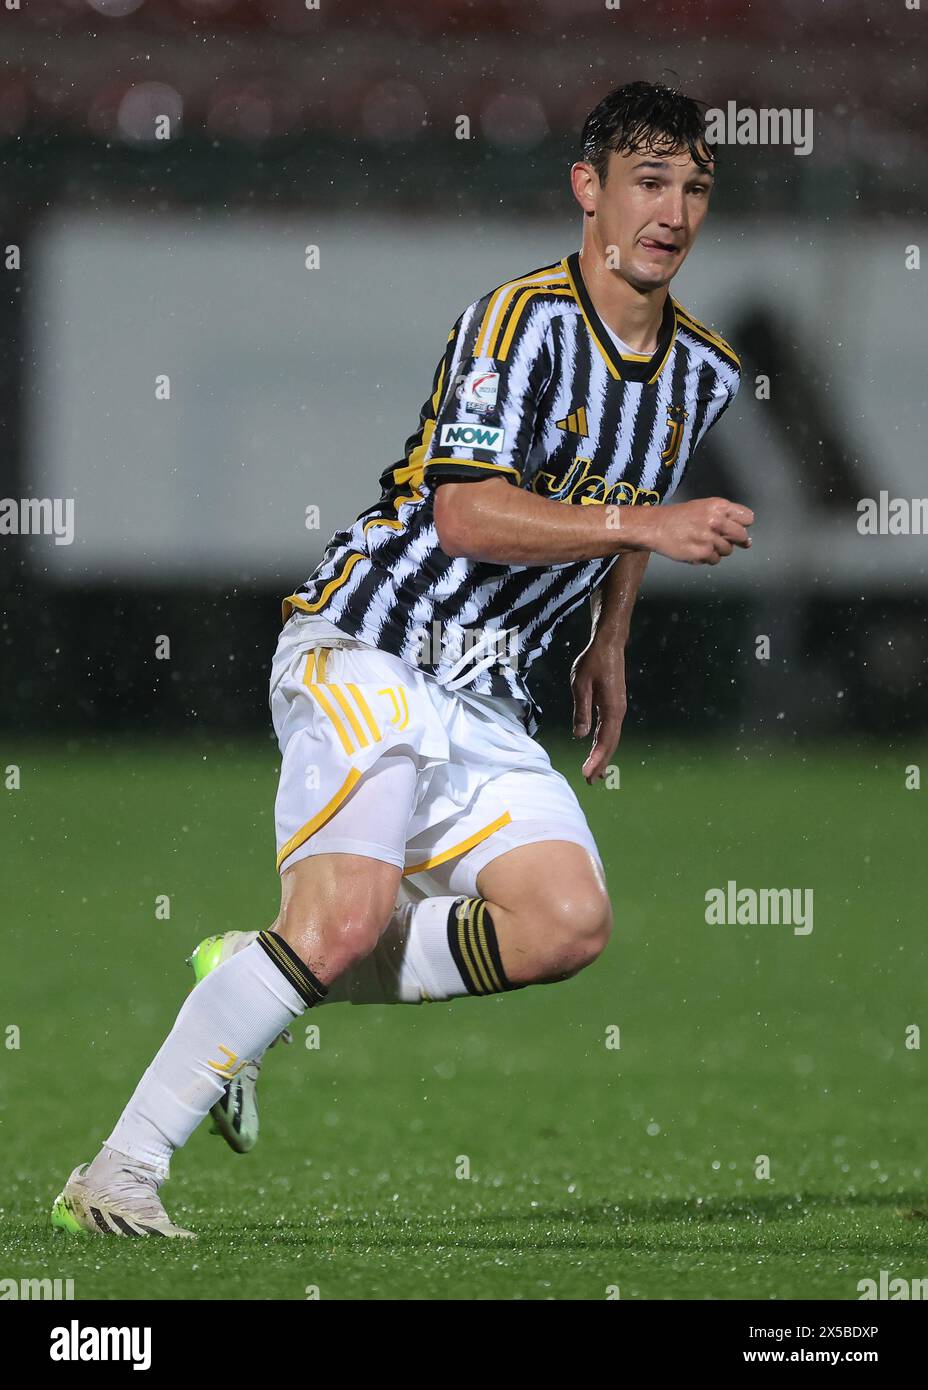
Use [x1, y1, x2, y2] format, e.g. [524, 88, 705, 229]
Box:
[580, 80, 714, 184]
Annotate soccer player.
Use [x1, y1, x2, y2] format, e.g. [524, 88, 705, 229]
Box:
[52, 80, 753, 1236]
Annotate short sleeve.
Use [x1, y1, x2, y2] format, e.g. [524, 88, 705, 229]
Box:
[696, 372, 739, 446]
[421, 295, 552, 489]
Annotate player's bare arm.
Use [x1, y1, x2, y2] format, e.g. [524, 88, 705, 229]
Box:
[571, 551, 649, 785]
[434, 476, 754, 566]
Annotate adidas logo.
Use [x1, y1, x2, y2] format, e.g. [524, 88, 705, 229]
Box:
[555, 406, 588, 437]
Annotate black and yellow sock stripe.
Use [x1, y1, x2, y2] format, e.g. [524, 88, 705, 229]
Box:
[447, 896, 515, 996]
[257, 930, 327, 1008]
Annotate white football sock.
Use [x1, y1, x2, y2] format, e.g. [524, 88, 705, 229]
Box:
[324, 895, 504, 1005]
[105, 936, 318, 1178]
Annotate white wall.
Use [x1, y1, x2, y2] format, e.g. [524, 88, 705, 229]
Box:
[27, 213, 926, 594]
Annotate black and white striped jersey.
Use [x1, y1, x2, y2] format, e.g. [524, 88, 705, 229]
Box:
[283, 252, 740, 734]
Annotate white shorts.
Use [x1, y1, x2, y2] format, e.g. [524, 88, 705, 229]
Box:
[269, 612, 602, 900]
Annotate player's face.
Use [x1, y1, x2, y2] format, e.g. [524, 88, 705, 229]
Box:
[585, 145, 714, 291]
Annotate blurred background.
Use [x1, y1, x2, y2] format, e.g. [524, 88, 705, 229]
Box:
[0, 0, 925, 737]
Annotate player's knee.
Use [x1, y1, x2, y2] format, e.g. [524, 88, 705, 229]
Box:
[567, 888, 613, 971]
[542, 885, 613, 979]
[275, 901, 384, 977]
[275, 854, 402, 978]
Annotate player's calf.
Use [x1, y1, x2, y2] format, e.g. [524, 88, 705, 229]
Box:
[520, 885, 612, 984]
[476, 839, 613, 987]
[494, 881, 613, 986]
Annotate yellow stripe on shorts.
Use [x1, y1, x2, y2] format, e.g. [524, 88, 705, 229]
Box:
[276, 768, 363, 871]
[346, 683, 381, 742]
[307, 682, 355, 756]
[302, 647, 383, 757]
[328, 684, 370, 750]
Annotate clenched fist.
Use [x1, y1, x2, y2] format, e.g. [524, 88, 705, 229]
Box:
[640, 497, 754, 565]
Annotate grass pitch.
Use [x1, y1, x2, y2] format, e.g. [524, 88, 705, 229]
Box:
[1, 736, 926, 1300]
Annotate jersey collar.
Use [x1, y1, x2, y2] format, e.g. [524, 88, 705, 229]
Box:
[562, 251, 677, 385]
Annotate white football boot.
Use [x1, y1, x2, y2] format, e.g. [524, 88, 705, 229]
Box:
[51, 1147, 194, 1238]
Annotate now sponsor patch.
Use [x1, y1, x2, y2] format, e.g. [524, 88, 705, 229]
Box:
[438, 421, 506, 453]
